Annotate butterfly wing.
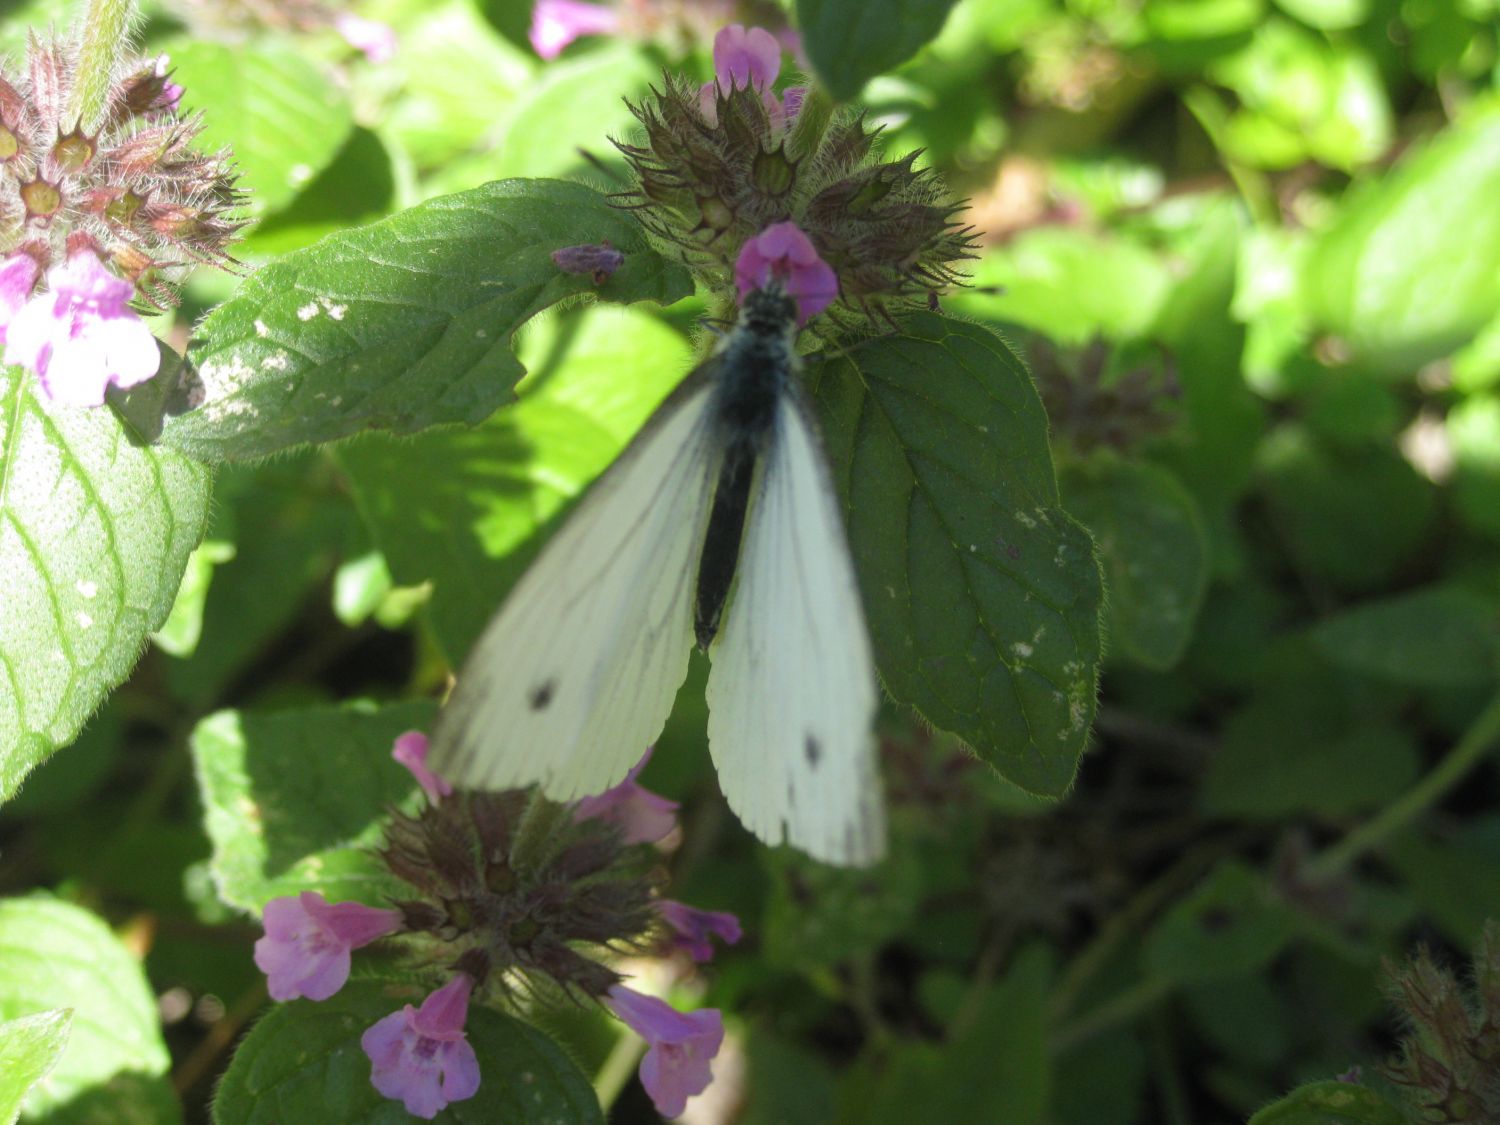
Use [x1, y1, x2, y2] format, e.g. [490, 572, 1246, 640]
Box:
[430, 377, 720, 799]
[705, 390, 886, 866]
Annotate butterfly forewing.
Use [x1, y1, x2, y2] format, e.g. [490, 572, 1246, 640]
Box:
[430, 380, 720, 799]
[705, 393, 886, 866]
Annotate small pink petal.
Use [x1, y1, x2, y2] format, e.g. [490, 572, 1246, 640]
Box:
[530, 0, 620, 60]
[392, 731, 453, 804]
[605, 985, 724, 1119]
[335, 13, 398, 63]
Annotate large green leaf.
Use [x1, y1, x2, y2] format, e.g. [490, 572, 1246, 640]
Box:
[1301, 97, 1500, 373]
[213, 982, 603, 1125]
[191, 701, 438, 913]
[1247, 1081, 1405, 1125]
[1312, 585, 1500, 687]
[1142, 861, 1297, 983]
[165, 180, 693, 461]
[166, 38, 353, 218]
[796, 0, 962, 100]
[1059, 455, 1209, 669]
[0, 1009, 70, 1125]
[0, 898, 173, 1119]
[809, 315, 1104, 795]
[0, 369, 211, 800]
[338, 304, 693, 663]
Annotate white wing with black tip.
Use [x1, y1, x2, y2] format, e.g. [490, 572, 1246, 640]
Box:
[705, 391, 886, 867]
[429, 379, 720, 800]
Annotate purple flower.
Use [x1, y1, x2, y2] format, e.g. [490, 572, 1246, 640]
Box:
[551, 240, 625, 285]
[657, 900, 742, 962]
[605, 985, 724, 1118]
[335, 13, 399, 63]
[3, 250, 160, 407]
[392, 730, 453, 805]
[362, 974, 481, 1119]
[573, 747, 679, 844]
[700, 24, 799, 127]
[0, 252, 42, 344]
[734, 222, 839, 325]
[530, 0, 620, 60]
[254, 891, 403, 1002]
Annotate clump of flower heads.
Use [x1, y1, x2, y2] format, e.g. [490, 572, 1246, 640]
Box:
[253, 734, 737, 1120]
[614, 24, 976, 333]
[0, 18, 244, 405]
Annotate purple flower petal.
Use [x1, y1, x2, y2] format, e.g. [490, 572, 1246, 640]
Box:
[606, 985, 724, 1118]
[551, 241, 625, 284]
[335, 13, 398, 63]
[392, 731, 453, 805]
[253, 891, 402, 1002]
[573, 748, 679, 843]
[530, 0, 620, 60]
[712, 24, 781, 92]
[0, 252, 41, 343]
[657, 899, 743, 962]
[362, 975, 480, 1119]
[734, 222, 839, 325]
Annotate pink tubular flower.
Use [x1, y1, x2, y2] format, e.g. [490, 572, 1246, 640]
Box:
[657, 900, 743, 962]
[0, 252, 41, 344]
[699, 24, 800, 127]
[735, 222, 839, 325]
[362, 974, 481, 1119]
[392, 731, 453, 805]
[335, 13, 399, 63]
[573, 748, 679, 844]
[3, 251, 160, 407]
[605, 985, 724, 1118]
[529, 0, 620, 60]
[253, 891, 403, 1002]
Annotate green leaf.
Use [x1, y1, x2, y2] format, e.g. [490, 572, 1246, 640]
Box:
[1060, 456, 1209, 670]
[1312, 586, 1500, 687]
[338, 304, 693, 663]
[796, 0, 961, 100]
[1143, 861, 1297, 982]
[191, 700, 439, 913]
[809, 315, 1104, 795]
[1273, 0, 1370, 30]
[0, 898, 172, 1119]
[0, 1009, 71, 1125]
[1386, 819, 1500, 946]
[1147, 0, 1265, 40]
[166, 180, 692, 462]
[762, 845, 924, 968]
[165, 38, 354, 217]
[213, 982, 603, 1125]
[1247, 1080, 1406, 1125]
[1302, 98, 1500, 373]
[151, 540, 236, 658]
[0, 368, 212, 801]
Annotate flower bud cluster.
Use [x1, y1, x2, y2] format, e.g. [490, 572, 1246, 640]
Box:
[615, 25, 975, 332]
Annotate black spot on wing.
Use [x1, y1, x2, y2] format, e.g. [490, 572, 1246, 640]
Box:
[804, 734, 821, 767]
[528, 679, 556, 710]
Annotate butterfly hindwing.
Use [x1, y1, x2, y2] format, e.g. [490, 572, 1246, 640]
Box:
[430, 378, 720, 799]
[705, 390, 886, 866]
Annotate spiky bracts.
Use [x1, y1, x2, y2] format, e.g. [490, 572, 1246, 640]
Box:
[0, 35, 243, 309]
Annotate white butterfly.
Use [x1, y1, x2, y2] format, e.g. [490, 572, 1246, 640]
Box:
[428, 286, 885, 867]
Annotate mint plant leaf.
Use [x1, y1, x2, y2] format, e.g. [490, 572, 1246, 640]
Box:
[213, 982, 603, 1125]
[1312, 585, 1500, 687]
[797, 0, 961, 100]
[809, 314, 1104, 796]
[0, 1008, 71, 1124]
[164, 180, 694, 462]
[0, 368, 212, 801]
[191, 701, 438, 913]
[0, 898, 173, 1119]
[1246, 1080, 1406, 1125]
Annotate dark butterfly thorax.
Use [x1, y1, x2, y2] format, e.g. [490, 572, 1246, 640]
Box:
[693, 288, 799, 649]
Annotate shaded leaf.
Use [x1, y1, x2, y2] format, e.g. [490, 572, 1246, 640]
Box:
[0, 368, 211, 800]
[213, 982, 602, 1125]
[191, 701, 438, 913]
[1312, 586, 1500, 687]
[166, 180, 693, 462]
[797, 0, 961, 100]
[809, 314, 1104, 795]
[1143, 861, 1297, 982]
[1247, 1080, 1406, 1125]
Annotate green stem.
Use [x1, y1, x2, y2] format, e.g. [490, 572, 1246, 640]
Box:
[1306, 688, 1500, 881]
[507, 790, 573, 875]
[594, 1026, 647, 1111]
[785, 85, 834, 163]
[1050, 975, 1174, 1055]
[71, 0, 136, 131]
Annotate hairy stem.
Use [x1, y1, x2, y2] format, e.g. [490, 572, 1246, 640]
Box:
[71, 0, 136, 130]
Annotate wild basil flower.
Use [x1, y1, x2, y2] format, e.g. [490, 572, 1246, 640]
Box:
[616, 22, 973, 330]
[0, 251, 41, 343]
[529, 0, 621, 59]
[735, 222, 838, 324]
[392, 730, 453, 805]
[604, 984, 725, 1118]
[253, 891, 404, 1001]
[334, 12, 399, 63]
[572, 746, 679, 844]
[657, 899, 743, 962]
[361, 973, 481, 1119]
[4, 251, 160, 407]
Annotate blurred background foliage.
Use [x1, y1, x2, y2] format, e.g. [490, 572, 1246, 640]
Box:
[3, 0, 1500, 1121]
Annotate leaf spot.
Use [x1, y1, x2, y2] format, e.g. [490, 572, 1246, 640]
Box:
[296, 302, 320, 321]
[75, 579, 97, 598]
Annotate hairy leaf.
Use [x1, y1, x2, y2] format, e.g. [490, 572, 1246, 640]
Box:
[0, 1009, 71, 1124]
[1247, 1080, 1405, 1124]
